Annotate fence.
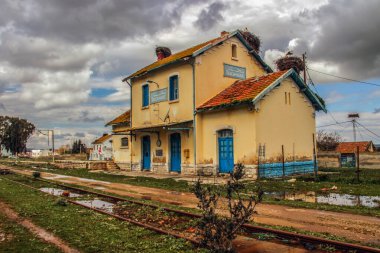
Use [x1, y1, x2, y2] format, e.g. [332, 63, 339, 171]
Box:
[258, 160, 315, 178]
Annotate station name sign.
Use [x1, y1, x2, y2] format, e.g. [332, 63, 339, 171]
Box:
[224, 63, 246, 80]
[150, 88, 167, 104]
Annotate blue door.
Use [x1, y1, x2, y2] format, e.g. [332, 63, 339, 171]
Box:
[170, 133, 181, 172]
[142, 136, 151, 170]
[218, 130, 234, 173]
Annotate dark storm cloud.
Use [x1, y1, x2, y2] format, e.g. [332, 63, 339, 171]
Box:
[69, 111, 105, 123]
[4, 0, 209, 43]
[307, 0, 380, 79]
[194, 2, 227, 31]
[75, 132, 86, 138]
[374, 108, 380, 114]
[55, 133, 73, 140]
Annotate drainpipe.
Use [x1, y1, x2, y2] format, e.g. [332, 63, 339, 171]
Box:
[125, 79, 133, 171]
[191, 60, 197, 174]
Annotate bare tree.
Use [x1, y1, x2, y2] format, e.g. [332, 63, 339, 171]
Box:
[193, 164, 262, 253]
[316, 130, 342, 151]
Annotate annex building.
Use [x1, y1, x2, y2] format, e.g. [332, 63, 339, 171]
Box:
[116, 30, 326, 178]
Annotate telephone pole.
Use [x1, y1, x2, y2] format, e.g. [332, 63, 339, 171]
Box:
[348, 113, 360, 142]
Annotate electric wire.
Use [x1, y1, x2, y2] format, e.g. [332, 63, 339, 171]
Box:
[317, 120, 352, 128]
[307, 68, 380, 87]
[356, 121, 380, 139]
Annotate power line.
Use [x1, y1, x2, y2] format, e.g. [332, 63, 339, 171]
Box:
[317, 120, 352, 128]
[356, 121, 380, 139]
[356, 124, 380, 142]
[307, 68, 380, 87]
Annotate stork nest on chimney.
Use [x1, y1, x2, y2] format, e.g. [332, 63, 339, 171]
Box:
[275, 55, 305, 74]
[155, 46, 172, 58]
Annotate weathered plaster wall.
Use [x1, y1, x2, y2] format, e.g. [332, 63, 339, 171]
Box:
[255, 77, 316, 160]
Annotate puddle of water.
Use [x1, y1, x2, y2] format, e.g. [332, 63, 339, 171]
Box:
[75, 199, 114, 213]
[40, 188, 81, 198]
[266, 192, 380, 208]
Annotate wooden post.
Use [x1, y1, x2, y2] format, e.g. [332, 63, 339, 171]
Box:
[312, 133, 317, 180]
[356, 146, 360, 182]
[282, 145, 285, 179]
[257, 145, 260, 180]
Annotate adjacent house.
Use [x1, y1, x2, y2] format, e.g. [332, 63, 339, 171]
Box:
[105, 110, 131, 169]
[336, 141, 376, 167]
[121, 30, 326, 177]
[89, 134, 113, 161]
[0, 145, 12, 157]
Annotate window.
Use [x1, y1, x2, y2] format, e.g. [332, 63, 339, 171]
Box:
[121, 137, 129, 147]
[218, 129, 233, 137]
[169, 75, 179, 101]
[231, 44, 237, 59]
[285, 92, 291, 105]
[142, 84, 149, 107]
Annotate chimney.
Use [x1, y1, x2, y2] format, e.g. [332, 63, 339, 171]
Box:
[155, 46, 172, 61]
[220, 31, 229, 37]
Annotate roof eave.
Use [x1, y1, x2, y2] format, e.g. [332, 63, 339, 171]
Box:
[251, 69, 327, 113]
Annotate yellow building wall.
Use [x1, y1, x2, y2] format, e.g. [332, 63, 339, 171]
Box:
[131, 62, 194, 128]
[194, 37, 267, 107]
[196, 107, 256, 165]
[255, 77, 316, 160]
[130, 130, 194, 172]
[196, 76, 316, 170]
[111, 134, 130, 163]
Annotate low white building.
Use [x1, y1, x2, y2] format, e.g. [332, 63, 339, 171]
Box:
[89, 134, 113, 161]
[31, 149, 52, 157]
[0, 145, 12, 157]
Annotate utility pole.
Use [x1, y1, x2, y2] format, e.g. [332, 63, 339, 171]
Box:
[302, 52, 307, 84]
[348, 113, 360, 142]
[38, 129, 55, 163]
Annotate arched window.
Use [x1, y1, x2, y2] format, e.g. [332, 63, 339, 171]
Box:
[121, 137, 129, 147]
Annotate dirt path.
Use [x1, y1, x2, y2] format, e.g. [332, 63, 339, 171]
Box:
[8, 167, 380, 246]
[0, 201, 80, 253]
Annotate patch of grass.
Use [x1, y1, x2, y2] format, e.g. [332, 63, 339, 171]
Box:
[0, 213, 58, 253]
[0, 177, 205, 253]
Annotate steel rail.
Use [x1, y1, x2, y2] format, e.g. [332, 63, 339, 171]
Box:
[4, 170, 380, 253]
[1, 177, 199, 245]
[35, 177, 380, 253]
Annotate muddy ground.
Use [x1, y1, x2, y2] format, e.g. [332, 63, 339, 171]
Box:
[6, 166, 380, 246]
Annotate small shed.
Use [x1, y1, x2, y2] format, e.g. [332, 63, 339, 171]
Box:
[335, 141, 375, 167]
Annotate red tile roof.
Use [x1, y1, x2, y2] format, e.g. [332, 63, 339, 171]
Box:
[92, 134, 112, 144]
[197, 70, 288, 110]
[105, 110, 130, 126]
[125, 36, 224, 80]
[336, 141, 373, 153]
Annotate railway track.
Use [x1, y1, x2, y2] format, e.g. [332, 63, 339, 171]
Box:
[1, 172, 379, 253]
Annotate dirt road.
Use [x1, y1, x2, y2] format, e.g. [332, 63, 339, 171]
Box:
[0, 201, 80, 253]
[7, 167, 380, 246]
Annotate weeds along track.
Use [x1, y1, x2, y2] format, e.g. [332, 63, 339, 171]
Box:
[2, 173, 380, 253]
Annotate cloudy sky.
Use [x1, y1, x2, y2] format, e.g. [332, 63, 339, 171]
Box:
[0, 0, 379, 149]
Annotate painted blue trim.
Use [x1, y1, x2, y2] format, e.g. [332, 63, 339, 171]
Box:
[251, 69, 327, 112]
[169, 75, 179, 101]
[192, 30, 273, 73]
[142, 84, 149, 107]
[223, 63, 246, 79]
[258, 160, 316, 178]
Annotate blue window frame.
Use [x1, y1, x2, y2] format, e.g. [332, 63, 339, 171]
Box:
[169, 75, 179, 101]
[142, 84, 149, 107]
